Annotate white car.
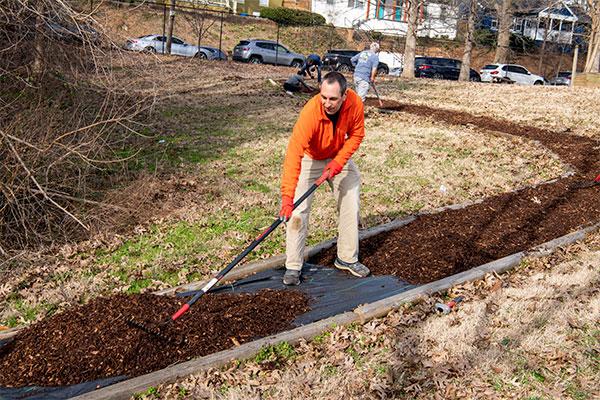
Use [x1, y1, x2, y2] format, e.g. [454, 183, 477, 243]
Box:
[124, 34, 227, 60]
[480, 64, 545, 85]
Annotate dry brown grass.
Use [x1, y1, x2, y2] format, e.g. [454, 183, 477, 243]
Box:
[378, 78, 600, 140]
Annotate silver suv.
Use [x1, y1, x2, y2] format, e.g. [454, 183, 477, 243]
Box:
[232, 39, 305, 67]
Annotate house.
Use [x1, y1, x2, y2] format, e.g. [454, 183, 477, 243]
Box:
[311, 0, 459, 39]
[235, 0, 283, 16]
[482, 0, 590, 47]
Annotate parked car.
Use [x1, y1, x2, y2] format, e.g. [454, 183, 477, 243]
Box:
[124, 34, 226, 60]
[548, 71, 572, 86]
[322, 49, 390, 75]
[232, 39, 305, 67]
[414, 57, 481, 81]
[46, 19, 100, 44]
[480, 64, 544, 85]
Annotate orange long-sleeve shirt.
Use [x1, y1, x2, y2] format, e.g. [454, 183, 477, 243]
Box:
[281, 88, 365, 199]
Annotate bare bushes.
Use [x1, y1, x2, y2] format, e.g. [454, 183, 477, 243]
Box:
[0, 1, 153, 252]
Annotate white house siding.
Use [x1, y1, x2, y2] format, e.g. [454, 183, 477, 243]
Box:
[312, 0, 457, 39]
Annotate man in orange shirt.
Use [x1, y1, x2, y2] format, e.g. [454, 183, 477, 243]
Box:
[279, 71, 369, 286]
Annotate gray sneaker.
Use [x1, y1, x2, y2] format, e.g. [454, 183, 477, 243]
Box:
[334, 258, 370, 278]
[283, 269, 301, 286]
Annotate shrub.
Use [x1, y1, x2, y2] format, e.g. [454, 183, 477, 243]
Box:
[260, 7, 325, 26]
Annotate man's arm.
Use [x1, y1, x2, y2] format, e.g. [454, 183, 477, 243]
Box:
[281, 107, 315, 199]
[350, 52, 360, 67]
[370, 54, 380, 82]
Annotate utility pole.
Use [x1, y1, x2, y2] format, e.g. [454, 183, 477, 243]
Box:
[571, 45, 578, 89]
[162, 2, 167, 54]
[219, 11, 224, 56]
[275, 24, 280, 66]
[166, 0, 176, 54]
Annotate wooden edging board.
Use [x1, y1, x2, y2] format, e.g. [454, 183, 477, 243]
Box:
[69, 220, 600, 400]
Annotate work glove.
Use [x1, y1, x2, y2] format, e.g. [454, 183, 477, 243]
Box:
[323, 160, 343, 180]
[279, 195, 294, 222]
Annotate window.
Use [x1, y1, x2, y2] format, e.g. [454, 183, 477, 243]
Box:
[512, 17, 523, 32]
[348, 0, 365, 7]
[154, 36, 166, 42]
[491, 18, 498, 29]
[376, 0, 403, 21]
[276, 45, 289, 53]
[561, 21, 573, 31]
[260, 0, 268, 6]
[482, 64, 498, 70]
[550, 19, 559, 31]
[256, 42, 274, 50]
[507, 65, 528, 74]
[171, 37, 184, 45]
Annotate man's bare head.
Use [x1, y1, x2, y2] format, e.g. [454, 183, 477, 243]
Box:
[320, 71, 347, 115]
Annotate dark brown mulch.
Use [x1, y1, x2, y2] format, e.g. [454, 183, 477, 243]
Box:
[310, 99, 600, 284]
[0, 290, 310, 387]
[310, 176, 600, 284]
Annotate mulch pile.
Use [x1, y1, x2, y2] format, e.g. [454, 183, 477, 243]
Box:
[310, 99, 600, 284]
[0, 289, 309, 387]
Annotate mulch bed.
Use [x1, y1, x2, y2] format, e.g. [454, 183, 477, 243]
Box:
[310, 176, 600, 283]
[0, 289, 309, 387]
[309, 99, 600, 284]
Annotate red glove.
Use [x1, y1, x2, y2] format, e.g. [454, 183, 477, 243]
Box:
[279, 195, 294, 222]
[323, 160, 343, 179]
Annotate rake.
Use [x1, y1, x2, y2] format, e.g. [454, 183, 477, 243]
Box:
[128, 170, 331, 342]
[371, 82, 384, 107]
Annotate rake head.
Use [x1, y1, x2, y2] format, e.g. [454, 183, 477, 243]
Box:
[127, 317, 186, 345]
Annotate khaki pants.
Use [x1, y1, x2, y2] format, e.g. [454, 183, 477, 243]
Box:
[285, 157, 361, 271]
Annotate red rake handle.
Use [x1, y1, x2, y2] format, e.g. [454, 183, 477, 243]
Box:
[170, 170, 329, 322]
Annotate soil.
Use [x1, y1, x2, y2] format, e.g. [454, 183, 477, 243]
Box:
[309, 99, 600, 283]
[0, 290, 309, 387]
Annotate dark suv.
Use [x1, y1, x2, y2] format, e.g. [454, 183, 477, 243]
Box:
[415, 57, 480, 81]
[323, 49, 389, 75]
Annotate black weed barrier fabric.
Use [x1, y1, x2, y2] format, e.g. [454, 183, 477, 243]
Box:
[181, 265, 415, 325]
[0, 266, 413, 399]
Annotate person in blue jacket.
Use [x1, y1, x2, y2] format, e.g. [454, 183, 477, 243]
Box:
[351, 42, 380, 102]
[298, 54, 322, 83]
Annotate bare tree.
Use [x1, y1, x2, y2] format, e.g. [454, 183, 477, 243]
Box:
[184, 10, 217, 52]
[1, 0, 153, 251]
[584, 0, 600, 72]
[402, 0, 421, 78]
[459, 0, 477, 81]
[494, 0, 513, 62]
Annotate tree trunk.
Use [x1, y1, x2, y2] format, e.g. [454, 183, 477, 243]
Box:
[31, 2, 45, 78]
[459, 0, 476, 81]
[494, 0, 513, 63]
[584, 8, 600, 73]
[538, 18, 549, 74]
[166, 0, 176, 54]
[401, 0, 419, 79]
